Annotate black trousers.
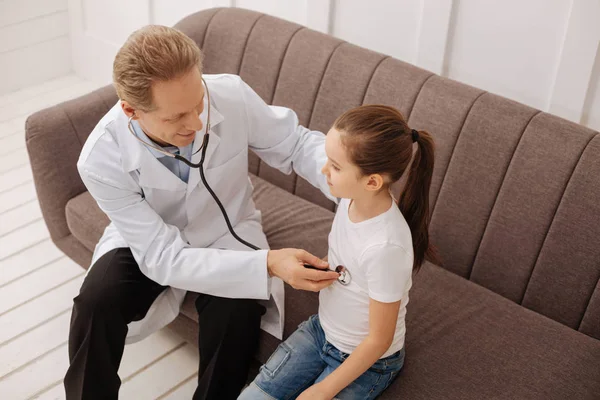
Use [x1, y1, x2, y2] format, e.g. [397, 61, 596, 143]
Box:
[64, 248, 265, 400]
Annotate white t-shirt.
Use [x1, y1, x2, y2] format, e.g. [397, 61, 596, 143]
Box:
[319, 197, 414, 358]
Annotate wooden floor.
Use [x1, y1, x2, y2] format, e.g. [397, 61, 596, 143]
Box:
[0, 76, 199, 399]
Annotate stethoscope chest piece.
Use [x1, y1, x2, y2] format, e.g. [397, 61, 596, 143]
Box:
[335, 265, 352, 286]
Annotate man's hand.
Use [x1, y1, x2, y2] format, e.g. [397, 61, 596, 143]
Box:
[267, 249, 339, 292]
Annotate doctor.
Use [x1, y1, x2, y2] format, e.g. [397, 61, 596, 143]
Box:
[64, 25, 339, 400]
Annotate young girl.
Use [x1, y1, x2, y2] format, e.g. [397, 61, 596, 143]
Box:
[239, 105, 437, 400]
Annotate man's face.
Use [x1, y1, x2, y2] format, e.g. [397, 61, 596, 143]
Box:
[124, 67, 205, 147]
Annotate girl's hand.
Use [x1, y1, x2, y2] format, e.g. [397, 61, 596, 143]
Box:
[297, 384, 333, 400]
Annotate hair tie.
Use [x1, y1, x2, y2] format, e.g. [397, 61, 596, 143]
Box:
[411, 129, 419, 143]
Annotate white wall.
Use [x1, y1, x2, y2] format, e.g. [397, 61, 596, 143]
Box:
[0, 0, 72, 95]
[68, 0, 600, 131]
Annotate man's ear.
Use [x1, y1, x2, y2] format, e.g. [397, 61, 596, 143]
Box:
[121, 101, 137, 119]
[365, 174, 384, 192]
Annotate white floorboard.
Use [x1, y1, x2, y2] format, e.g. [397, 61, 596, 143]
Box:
[0, 76, 82, 109]
[0, 311, 71, 377]
[120, 344, 199, 400]
[0, 130, 25, 155]
[0, 240, 64, 287]
[0, 277, 83, 345]
[0, 147, 29, 173]
[0, 164, 33, 193]
[159, 374, 199, 400]
[0, 75, 199, 399]
[0, 219, 50, 260]
[0, 342, 69, 399]
[31, 383, 65, 400]
[0, 116, 26, 139]
[0, 182, 37, 214]
[0, 81, 102, 123]
[0, 257, 82, 315]
[0, 199, 43, 237]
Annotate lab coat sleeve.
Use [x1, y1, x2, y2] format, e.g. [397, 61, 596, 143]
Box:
[240, 78, 338, 204]
[78, 164, 270, 300]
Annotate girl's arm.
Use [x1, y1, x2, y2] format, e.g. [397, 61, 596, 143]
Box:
[304, 298, 401, 399]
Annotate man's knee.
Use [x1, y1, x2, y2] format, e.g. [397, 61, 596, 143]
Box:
[73, 248, 134, 315]
[73, 277, 126, 316]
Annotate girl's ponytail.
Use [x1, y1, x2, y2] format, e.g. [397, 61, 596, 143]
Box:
[398, 130, 438, 270]
[334, 105, 439, 271]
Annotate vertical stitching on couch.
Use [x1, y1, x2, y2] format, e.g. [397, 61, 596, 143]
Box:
[201, 8, 224, 50]
[577, 267, 600, 332]
[293, 40, 345, 196]
[237, 12, 269, 178]
[259, 25, 304, 181]
[430, 90, 486, 215]
[306, 41, 345, 129]
[519, 132, 598, 305]
[238, 14, 267, 75]
[468, 110, 541, 281]
[360, 56, 390, 105]
[406, 73, 435, 121]
[62, 108, 83, 147]
[270, 26, 305, 105]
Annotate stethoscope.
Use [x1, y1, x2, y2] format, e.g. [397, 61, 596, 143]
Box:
[127, 78, 351, 286]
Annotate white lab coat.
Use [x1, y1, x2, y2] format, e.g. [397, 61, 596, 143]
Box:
[77, 74, 334, 343]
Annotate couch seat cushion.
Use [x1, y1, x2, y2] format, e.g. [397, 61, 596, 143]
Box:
[67, 176, 600, 399]
[66, 191, 110, 253]
[378, 262, 600, 399]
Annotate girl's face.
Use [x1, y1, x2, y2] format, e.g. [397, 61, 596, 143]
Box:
[322, 128, 371, 199]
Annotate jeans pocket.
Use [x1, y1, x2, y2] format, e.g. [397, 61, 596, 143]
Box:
[386, 350, 405, 372]
[262, 342, 291, 379]
[325, 343, 349, 363]
[368, 359, 387, 374]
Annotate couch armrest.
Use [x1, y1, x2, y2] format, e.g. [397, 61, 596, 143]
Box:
[25, 85, 118, 243]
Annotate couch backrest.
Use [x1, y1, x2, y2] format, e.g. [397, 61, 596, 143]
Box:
[26, 7, 599, 341]
[176, 8, 600, 340]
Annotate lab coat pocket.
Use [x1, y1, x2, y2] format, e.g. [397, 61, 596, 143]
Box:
[202, 147, 248, 199]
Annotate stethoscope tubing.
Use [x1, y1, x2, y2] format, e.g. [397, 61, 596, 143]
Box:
[126, 78, 351, 285]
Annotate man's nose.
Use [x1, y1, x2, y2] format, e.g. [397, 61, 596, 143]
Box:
[184, 113, 203, 132]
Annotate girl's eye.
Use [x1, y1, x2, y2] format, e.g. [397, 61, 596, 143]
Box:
[332, 165, 340, 171]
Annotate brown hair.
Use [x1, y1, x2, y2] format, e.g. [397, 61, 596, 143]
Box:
[113, 25, 203, 112]
[334, 105, 438, 270]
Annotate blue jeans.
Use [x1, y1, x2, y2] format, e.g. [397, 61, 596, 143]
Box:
[238, 314, 404, 400]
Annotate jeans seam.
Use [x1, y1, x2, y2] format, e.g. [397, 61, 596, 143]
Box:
[252, 382, 279, 400]
[368, 373, 384, 396]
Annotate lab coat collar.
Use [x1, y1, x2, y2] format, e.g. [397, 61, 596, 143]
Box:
[119, 97, 225, 192]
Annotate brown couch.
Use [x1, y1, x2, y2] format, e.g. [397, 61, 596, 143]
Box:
[26, 8, 600, 399]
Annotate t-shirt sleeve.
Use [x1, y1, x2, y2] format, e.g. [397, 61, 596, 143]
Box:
[361, 244, 413, 303]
